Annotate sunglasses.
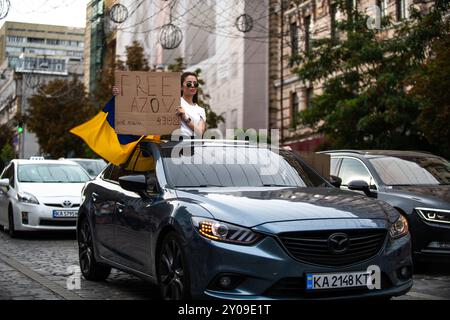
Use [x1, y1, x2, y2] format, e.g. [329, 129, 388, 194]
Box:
[185, 81, 199, 88]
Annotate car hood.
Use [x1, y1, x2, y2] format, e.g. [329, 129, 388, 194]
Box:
[19, 183, 85, 200]
[176, 187, 397, 228]
[387, 185, 450, 204]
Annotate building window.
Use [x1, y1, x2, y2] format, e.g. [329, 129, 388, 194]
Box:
[304, 16, 311, 52]
[290, 22, 298, 56]
[330, 3, 338, 41]
[231, 109, 238, 129]
[290, 92, 299, 128]
[305, 87, 314, 110]
[7, 36, 25, 43]
[27, 37, 45, 44]
[376, 0, 388, 17]
[396, 0, 408, 21]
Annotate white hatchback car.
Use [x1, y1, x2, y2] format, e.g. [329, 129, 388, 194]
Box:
[0, 159, 91, 237]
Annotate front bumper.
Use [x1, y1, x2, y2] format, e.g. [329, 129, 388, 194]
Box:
[186, 229, 413, 300]
[12, 202, 78, 231]
[410, 210, 450, 262]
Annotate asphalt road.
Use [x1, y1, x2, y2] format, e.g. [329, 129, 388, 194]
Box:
[0, 229, 449, 300]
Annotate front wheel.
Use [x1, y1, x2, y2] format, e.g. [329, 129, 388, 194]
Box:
[157, 232, 191, 300]
[8, 208, 17, 238]
[78, 218, 111, 281]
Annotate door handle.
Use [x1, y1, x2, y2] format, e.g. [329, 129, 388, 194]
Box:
[116, 202, 125, 214]
[92, 192, 99, 203]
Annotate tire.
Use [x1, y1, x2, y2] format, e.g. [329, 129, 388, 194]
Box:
[78, 217, 111, 281]
[157, 232, 191, 300]
[8, 207, 18, 238]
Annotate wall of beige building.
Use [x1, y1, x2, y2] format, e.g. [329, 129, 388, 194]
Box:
[113, 0, 269, 132]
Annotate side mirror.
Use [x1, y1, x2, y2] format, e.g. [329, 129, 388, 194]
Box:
[119, 175, 147, 193]
[348, 180, 374, 197]
[0, 178, 10, 188]
[329, 175, 342, 188]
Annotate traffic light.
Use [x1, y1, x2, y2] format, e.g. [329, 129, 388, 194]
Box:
[17, 122, 24, 134]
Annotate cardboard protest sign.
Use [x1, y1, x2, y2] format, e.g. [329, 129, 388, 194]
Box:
[114, 71, 181, 135]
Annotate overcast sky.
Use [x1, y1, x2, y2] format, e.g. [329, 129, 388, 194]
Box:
[1, 0, 88, 29]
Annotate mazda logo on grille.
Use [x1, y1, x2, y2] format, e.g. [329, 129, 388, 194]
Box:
[328, 233, 350, 254]
[62, 200, 72, 208]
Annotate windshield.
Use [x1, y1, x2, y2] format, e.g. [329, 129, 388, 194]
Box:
[72, 159, 107, 177]
[18, 164, 91, 183]
[369, 156, 450, 186]
[161, 145, 327, 188]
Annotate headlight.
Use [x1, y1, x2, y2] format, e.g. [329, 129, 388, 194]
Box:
[416, 208, 450, 224]
[389, 214, 409, 239]
[17, 191, 39, 204]
[191, 217, 262, 245]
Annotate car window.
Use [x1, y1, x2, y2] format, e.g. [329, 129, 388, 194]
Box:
[338, 158, 375, 188]
[369, 156, 450, 186]
[73, 159, 107, 177]
[1, 165, 14, 188]
[160, 144, 329, 188]
[102, 164, 114, 180]
[330, 158, 340, 175]
[18, 164, 90, 183]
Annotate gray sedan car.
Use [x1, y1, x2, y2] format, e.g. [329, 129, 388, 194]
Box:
[77, 140, 412, 299]
[321, 150, 450, 264]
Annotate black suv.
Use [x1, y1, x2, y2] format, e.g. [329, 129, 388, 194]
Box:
[320, 150, 450, 263]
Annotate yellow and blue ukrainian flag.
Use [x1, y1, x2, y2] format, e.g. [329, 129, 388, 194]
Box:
[70, 97, 157, 165]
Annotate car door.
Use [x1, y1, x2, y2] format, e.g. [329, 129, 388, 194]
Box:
[336, 157, 377, 193]
[90, 164, 121, 261]
[0, 164, 14, 227]
[112, 144, 160, 274]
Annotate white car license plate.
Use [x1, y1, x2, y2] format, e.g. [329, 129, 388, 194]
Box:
[53, 210, 78, 218]
[306, 271, 370, 290]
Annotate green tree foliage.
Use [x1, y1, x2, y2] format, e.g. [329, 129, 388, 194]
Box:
[168, 57, 224, 129]
[27, 78, 97, 158]
[0, 123, 15, 171]
[0, 123, 14, 153]
[0, 144, 15, 169]
[408, 35, 450, 158]
[292, 0, 450, 155]
[93, 40, 147, 108]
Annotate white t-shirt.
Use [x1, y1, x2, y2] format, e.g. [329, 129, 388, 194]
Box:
[179, 97, 206, 137]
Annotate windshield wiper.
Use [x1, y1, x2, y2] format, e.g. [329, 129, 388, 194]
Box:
[175, 184, 223, 188]
[262, 184, 296, 187]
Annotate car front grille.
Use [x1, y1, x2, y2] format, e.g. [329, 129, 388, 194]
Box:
[39, 219, 77, 227]
[43, 203, 80, 208]
[278, 229, 387, 267]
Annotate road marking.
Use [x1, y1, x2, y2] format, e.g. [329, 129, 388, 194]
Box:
[0, 251, 83, 300]
[406, 291, 448, 300]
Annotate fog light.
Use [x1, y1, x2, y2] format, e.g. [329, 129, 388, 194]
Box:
[398, 266, 412, 280]
[22, 212, 29, 225]
[219, 276, 232, 289]
[208, 273, 244, 291]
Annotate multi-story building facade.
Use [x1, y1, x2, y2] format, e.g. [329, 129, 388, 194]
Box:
[268, 0, 427, 151]
[83, 0, 116, 94]
[109, 0, 270, 132]
[0, 22, 84, 158]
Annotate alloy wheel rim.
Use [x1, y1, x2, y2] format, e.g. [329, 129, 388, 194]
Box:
[79, 220, 93, 274]
[160, 239, 185, 300]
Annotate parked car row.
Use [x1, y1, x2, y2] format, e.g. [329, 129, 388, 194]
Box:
[1, 143, 448, 300]
[0, 158, 107, 236]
